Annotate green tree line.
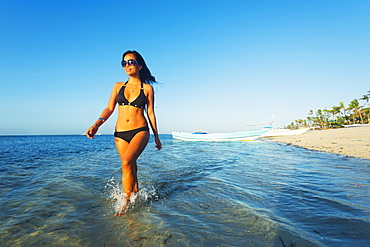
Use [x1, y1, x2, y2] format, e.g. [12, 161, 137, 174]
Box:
[286, 90, 370, 129]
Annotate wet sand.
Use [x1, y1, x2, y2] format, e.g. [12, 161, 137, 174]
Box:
[268, 126, 370, 159]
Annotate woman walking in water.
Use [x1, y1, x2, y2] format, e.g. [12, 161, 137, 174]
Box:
[85, 50, 162, 216]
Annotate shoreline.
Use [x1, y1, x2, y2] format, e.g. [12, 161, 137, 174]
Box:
[267, 126, 370, 160]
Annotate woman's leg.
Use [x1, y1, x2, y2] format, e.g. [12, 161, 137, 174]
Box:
[114, 130, 149, 215]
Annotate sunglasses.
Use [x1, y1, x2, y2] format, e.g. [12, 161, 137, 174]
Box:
[121, 59, 139, 67]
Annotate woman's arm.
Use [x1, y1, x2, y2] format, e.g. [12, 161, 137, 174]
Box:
[85, 83, 120, 139]
[145, 84, 162, 150]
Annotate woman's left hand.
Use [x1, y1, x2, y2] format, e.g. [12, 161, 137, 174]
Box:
[155, 137, 162, 150]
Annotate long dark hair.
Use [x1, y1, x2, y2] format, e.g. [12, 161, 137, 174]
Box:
[122, 50, 157, 84]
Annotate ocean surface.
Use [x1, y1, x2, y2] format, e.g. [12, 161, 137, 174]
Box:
[1, 134, 369, 247]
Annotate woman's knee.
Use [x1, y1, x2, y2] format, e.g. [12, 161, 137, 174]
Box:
[121, 158, 135, 170]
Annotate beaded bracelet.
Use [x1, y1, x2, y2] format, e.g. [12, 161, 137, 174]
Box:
[98, 118, 105, 122]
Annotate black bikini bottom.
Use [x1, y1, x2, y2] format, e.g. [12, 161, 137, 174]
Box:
[114, 126, 150, 143]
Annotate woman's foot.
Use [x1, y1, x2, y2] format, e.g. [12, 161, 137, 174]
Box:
[113, 198, 131, 216]
[113, 211, 127, 216]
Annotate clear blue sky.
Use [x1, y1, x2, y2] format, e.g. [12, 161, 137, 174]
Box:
[1, 0, 369, 135]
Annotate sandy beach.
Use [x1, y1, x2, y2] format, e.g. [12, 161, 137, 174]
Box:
[268, 125, 370, 160]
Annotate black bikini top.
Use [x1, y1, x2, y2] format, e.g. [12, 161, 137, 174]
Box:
[117, 82, 147, 109]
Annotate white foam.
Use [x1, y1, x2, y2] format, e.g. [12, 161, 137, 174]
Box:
[105, 177, 156, 214]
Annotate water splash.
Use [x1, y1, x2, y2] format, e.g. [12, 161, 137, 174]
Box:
[105, 177, 156, 214]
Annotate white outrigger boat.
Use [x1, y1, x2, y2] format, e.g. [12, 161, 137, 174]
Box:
[172, 116, 311, 141]
[172, 129, 269, 141]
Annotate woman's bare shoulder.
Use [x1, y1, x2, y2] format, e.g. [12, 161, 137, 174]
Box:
[110, 82, 124, 95]
[113, 82, 125, 89]
[143, 83, 154, 91]
[143, 83, 154, 97]
[115, 81, 125, 86]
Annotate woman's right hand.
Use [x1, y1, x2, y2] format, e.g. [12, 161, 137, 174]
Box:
[85, 125, 99, 139]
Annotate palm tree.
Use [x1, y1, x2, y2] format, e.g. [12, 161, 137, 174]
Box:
[331, 105, 341, 126]
[359, 90, 370, 105]
[338, 102, 348, 124]
[316, 109, 325, 128]
[307, 110, 314, 127]
[359, 90, 370, 123]
[360, 94, 369, 106]
[348, 99, 363, 124]
[323, 109, 331, 128]
[365, 107, 370, 124]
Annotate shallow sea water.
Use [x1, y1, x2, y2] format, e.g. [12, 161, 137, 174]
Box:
[0, 135, 369, 246]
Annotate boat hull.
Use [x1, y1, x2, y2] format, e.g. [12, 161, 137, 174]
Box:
[260, 128, 309, 137]
[172, 129, 269, 141]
